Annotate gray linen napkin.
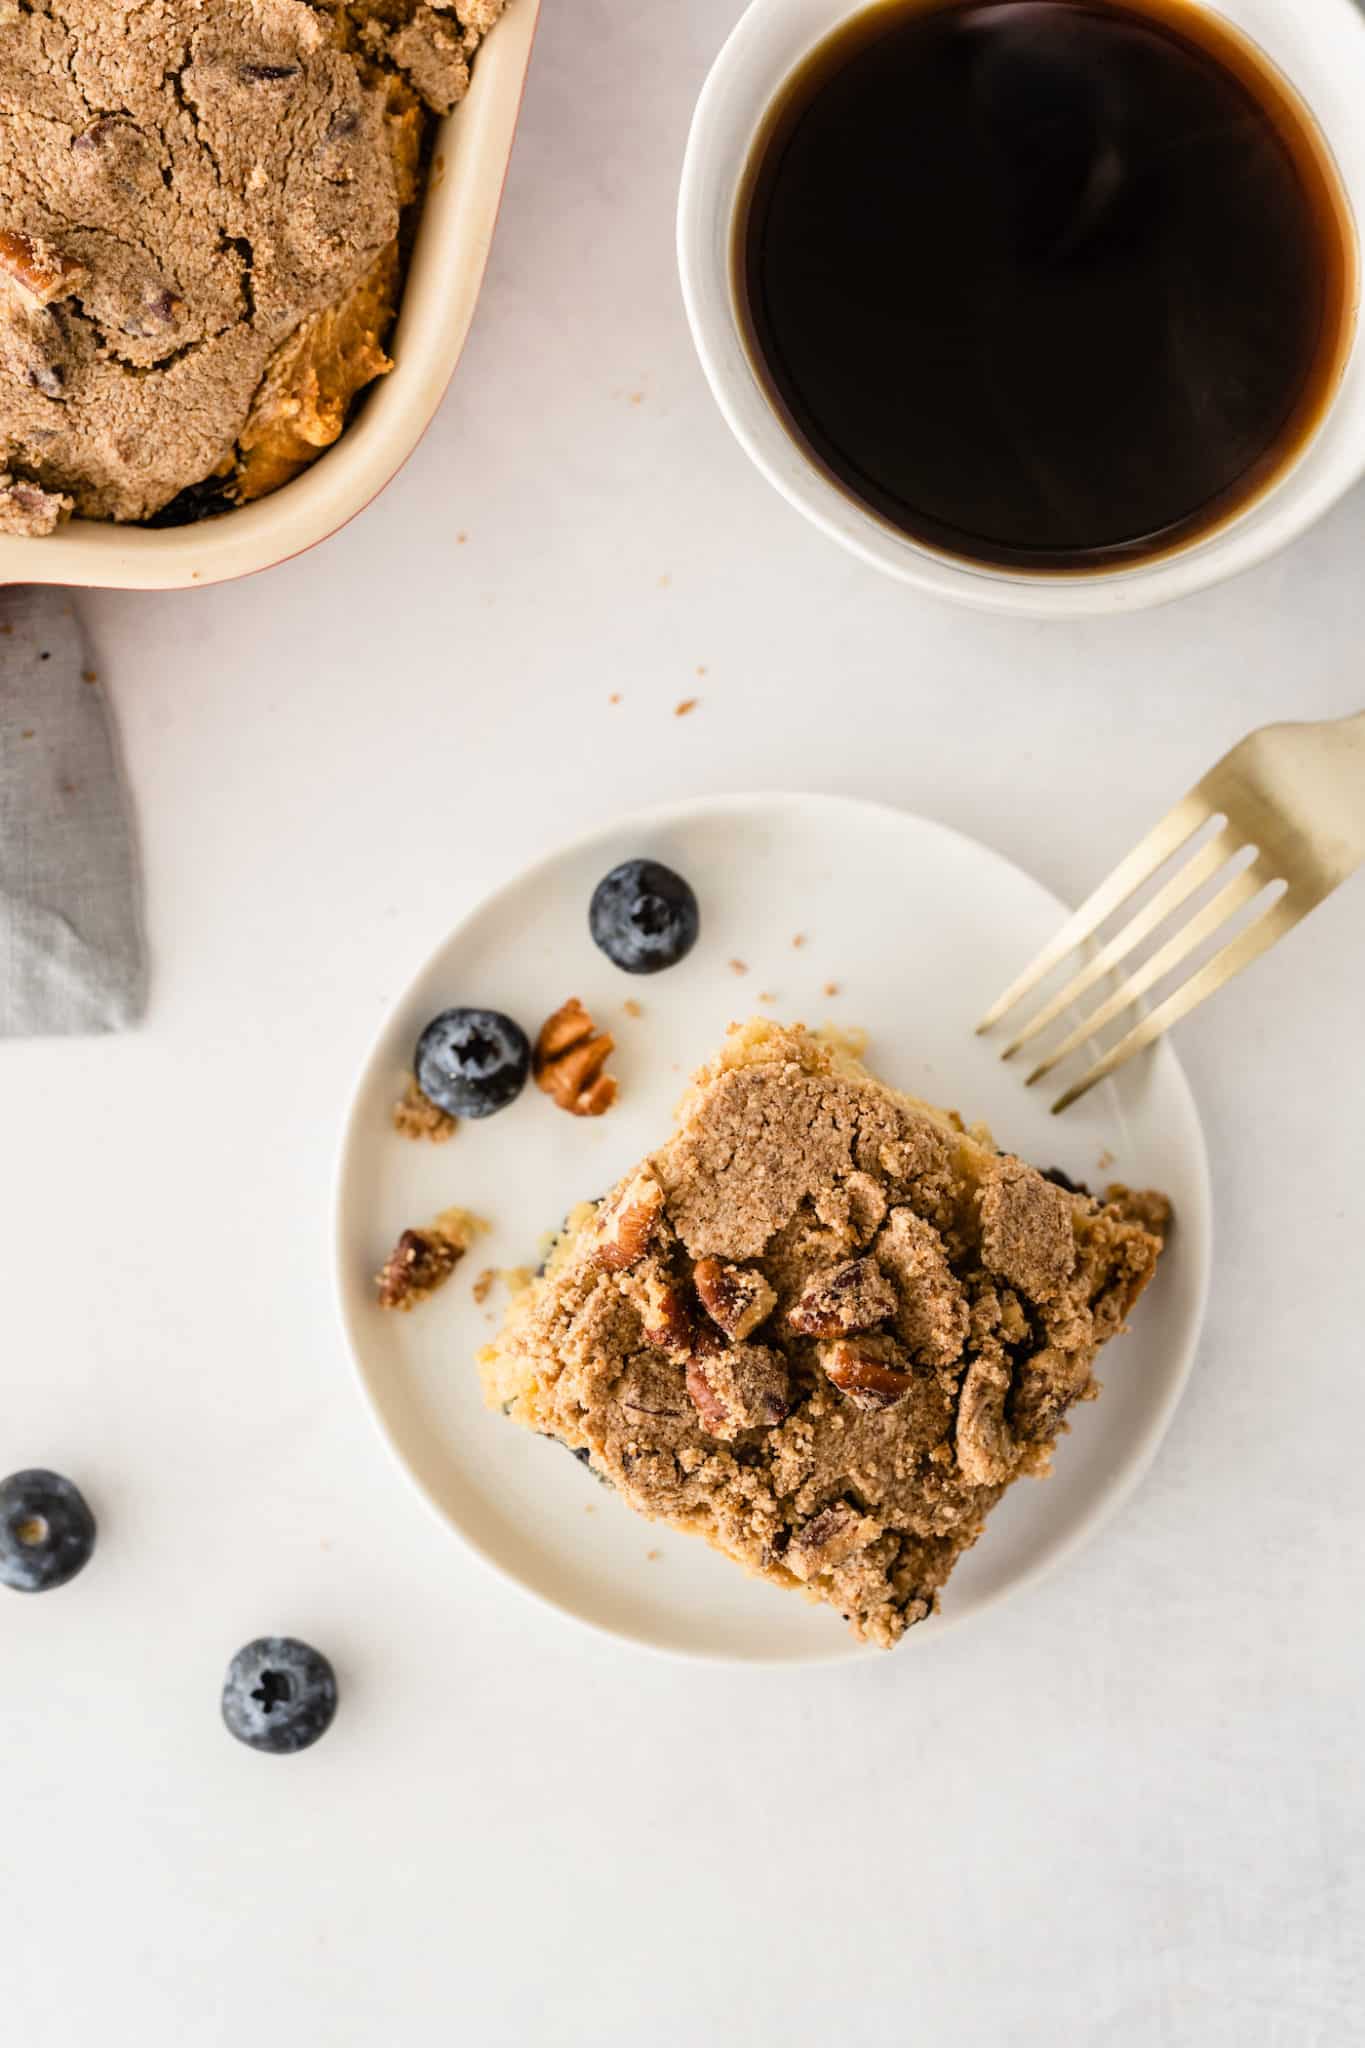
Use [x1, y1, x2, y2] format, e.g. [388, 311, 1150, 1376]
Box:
[0, 586, 145, 1034]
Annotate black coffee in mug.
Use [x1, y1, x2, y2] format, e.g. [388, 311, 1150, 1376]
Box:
[735, 0, 1355, 571]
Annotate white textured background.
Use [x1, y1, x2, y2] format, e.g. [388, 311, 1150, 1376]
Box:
[6, 3, 1364, 2042]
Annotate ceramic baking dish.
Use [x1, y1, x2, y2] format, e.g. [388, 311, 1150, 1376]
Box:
[0, 0, 540, 593]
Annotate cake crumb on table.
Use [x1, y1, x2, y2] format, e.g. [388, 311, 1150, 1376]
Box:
[623, 998, 643, 1019]
[823, 981, 840, 997]
[729, 959, 748, 975]
[675, 697, 699, 717]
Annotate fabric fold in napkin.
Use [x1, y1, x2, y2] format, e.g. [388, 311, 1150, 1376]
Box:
[0, 586, 145, 1035]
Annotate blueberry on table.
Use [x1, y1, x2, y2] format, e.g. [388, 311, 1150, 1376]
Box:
[589, 859, 700, 974]
[0, 1469, 96, 1593]
[222, 1638, 338, 1755]
[414, 1007, 530, 1119]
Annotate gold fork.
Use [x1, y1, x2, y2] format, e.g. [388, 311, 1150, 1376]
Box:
[977, 711, 1365, 1114]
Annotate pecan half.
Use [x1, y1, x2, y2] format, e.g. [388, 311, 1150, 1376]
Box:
[787, 1256, 897, 1338]
[693, 1257, 776, 1342]
[534, 997, 617, 1117]
[594, 1166, 665, 1272]
[0, 230, 87, 308]
[818, 1334, 915, 1411]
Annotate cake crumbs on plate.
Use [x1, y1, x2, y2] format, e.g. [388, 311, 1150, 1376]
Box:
[433, 1206, 489, 1249]
[392, 1074, 458, 1143]
[608, 692, 622, 704]
[728, 958, 748, 976]
[823, 980, 840, 997]
[792, 932, 807, 948]
[675, 696, 699, 718]
[816, 1020, 869, 1059]
[623, 998, 644, 1018]
[376, 1205, 489, 1313]
[472, 1268, 497, 1305]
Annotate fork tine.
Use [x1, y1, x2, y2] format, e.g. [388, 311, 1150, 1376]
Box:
[1024, 858, 1271, 1086]
[975, 792, 1209, 1032]
[998, 825, 1243, 1059]
[1050, 890, 1303, 1113]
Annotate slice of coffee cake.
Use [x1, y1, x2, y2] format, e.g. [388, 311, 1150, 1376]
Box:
[480, 1021, 1169, 1646]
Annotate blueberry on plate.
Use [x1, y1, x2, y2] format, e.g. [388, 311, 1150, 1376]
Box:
[0, 1469, 96, 1593]
[414, 1007, 530, 1119]
[589, 859, 700, 974]
[222, 1637, 338, 1755]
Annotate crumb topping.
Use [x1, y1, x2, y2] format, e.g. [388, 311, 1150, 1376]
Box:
[0, 0, 507, 524]
[481, 1021, 1169, 1647]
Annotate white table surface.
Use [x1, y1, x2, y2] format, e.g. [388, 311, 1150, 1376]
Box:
[7, 3, 1364, 2042]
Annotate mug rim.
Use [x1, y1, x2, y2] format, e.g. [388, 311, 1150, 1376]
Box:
[677, 0, 1365, 616]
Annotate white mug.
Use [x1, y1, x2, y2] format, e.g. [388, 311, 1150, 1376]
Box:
[677, 0, 1365, 616]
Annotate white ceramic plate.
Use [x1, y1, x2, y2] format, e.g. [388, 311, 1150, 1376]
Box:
[334, 794, 1211, 1664]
